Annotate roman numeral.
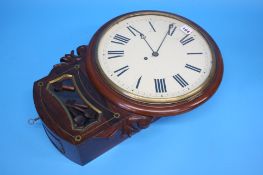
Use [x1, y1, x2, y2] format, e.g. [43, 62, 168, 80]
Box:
[108, 50, 124, 59]
[114, 65, 129, 76]
[111, 34, 130, 45]
[149, 21, 156, 32]
[180, 34, 195, 45]
[173, 74, 188, 87]
[127, 25, 141, 36]
[185, 64, 202, 73]
[154, 78, 167, 93]
[187, 52, 203, 55]
[136, 76, 142, 89]
[168, 23, 177, 36]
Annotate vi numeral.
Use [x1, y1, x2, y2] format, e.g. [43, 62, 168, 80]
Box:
[154, 78, 167, 93]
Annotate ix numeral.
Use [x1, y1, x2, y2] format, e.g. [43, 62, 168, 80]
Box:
[108, 50, 124, 59]
[180, 34, 195, 45]
[173, 74, 189, 87]
[154, 78, 167, 93]
[185, 64, 202, 73]
[114, 65, 129, 76]
[111, 34, 130, 45]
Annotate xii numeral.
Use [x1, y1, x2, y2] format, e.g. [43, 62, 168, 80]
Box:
[180, 34, 195, 45]
[108, 50, 124, 59]
[111, 34, 130, 45]
[154, 78, 167, 93]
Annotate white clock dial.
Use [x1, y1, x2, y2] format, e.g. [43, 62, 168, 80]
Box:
[96, 12, 215, 103]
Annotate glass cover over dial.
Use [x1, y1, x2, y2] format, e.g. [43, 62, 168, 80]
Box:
[95, 12, 215, 103]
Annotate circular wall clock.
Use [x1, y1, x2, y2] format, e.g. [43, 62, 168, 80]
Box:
[33, 10, 223, 165]
[86, 10, 223, 116]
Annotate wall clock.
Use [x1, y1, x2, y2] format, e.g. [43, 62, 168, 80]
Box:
[33, 10, 223, 165]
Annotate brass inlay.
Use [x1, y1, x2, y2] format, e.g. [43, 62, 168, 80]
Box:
[74, 135, 82, 142]
[37, 81, 44, 87]
[74, 64, 80, 70]
[46, 74, 102, 131]
[113, 113, 120, 118]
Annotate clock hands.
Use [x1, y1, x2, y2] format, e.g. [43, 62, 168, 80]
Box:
[128, 25, 155, 55]
[127, 24, 176, 57]
[153, 24, 175, 57]
[155, 31, 168, 55]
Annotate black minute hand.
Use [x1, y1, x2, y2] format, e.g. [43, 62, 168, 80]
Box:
[153, 24, 175, 57]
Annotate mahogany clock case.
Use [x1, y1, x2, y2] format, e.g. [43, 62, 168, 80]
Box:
[33, 46, 149, 165]
[33, 10, 223, 165]
[86, 10, 224, 118]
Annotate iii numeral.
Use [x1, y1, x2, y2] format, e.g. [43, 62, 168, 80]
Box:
[111, 34, 130, 45]
[154, 78, 167, 93]
[108, 50, 124, 59]
[114, 65, 129, 77]
[173, 74, 188, 87]
[187, 52, 203, 55]
[180, 34, 195, 45]
[185, 64, 202, 73]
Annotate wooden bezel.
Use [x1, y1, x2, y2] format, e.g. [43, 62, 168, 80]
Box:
[85, 10, 223, 117]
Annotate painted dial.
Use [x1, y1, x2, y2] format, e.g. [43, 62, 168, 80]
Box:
[96, 12, 215, 103]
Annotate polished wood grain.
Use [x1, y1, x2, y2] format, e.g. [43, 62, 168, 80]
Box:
[33, 45, 155, 165]
[33, 10, 223, 165]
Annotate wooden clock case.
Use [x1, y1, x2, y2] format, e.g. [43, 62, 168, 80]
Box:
[33, 11, 223, 165]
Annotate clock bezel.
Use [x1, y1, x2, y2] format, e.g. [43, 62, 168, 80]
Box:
[86, 10, 223, 117]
